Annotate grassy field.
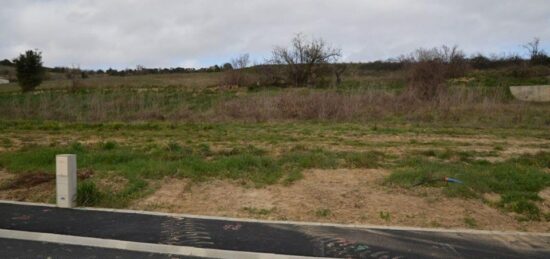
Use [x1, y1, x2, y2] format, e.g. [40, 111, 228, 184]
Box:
[0, 67, 549, 231]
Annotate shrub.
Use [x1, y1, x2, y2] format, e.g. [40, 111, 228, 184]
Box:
[77, 181, 102, 206]
[406, 60, 447, 101]
[220, 54, 251, 87]
[13, 50, 45, 92]
[403, 45, 469, 101]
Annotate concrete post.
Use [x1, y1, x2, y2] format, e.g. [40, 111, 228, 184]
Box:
[56, 154, 77, 208]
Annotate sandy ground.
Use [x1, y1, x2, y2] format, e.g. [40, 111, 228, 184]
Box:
[131, 169, 550, 232]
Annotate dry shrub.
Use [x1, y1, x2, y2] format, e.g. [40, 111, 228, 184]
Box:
[403, 46, 470, 101]
[220, 69, 252, 88]
[216, 89, 398, 122]
[212, 87, 543, 127]
[220, 54, 251, 88]
[405, 60, 448, 101]
[1, 86, 547, 127]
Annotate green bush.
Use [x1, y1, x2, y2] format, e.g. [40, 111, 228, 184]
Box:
[13, 50, 45, 92]
[77, 181, 102, 206]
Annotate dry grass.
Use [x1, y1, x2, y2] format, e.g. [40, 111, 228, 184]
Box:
[132, 169, 550, 232]
[0, 72, 222, 93]
[0, 86, 547, 128]
[215, 87, 548, 127]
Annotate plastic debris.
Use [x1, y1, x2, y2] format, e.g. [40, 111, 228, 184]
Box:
[444, 177, 463, 184]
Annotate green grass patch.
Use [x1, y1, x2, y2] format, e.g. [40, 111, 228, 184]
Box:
[464, 216, 478, 228]
[386, 152, 550, 220]
[315, 208, 332, 217]
[0, 143, 385, 206]
[242, 207, 275, 216]
[77, 181, 103, 206]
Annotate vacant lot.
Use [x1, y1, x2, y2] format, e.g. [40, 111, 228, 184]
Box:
[0, 67, 549, 232]
[0, 121, 549, 232]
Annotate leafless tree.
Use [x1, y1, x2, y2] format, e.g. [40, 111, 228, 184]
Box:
[66, 65, 84, 92]
[221, 54, 251, 87]
[404, 45, 469, 101]
[523, 38, 542, 59]
[272, 33, 341, 87]
[333, 63, 347, 86]
[231, 53, 250, 69]
[523, 38, 550, 65]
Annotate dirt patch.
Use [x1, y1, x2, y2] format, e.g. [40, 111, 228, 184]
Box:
[0, 170, 14, 183]
[540, 188, 550, 214]
[482, 193, 501, 204]
[0, 170, 95, 203]
[0, 172, 54, 191]
[0, 171, 54, 203]
[132, 169, 549, 232]
[0, 170, 92, 191]
[97, 175, 128, 193]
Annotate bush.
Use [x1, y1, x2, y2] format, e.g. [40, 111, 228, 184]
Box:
[220, 54, 251, 88]
[403, 46, 469, 101]
[13, 50, 45, 92]
[77, 181, 102, 206]
[406, 60, 447, 101]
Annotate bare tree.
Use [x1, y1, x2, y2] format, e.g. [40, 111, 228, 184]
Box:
[221, 54, 250, 87]
[523, 38, 542, 59]
[66, 65, 84, 92]
[523, 38, 549, 65]
[333, 63, 347, 86]
[404, 45, 468, 101]
[231, 53, 250, 69]
[272, 33, 341, 87]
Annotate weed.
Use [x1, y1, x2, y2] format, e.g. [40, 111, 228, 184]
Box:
[379, 211, 391, 222]
[77, 181, 102, 206]
[464, 216, 478, 228]
[493, 145, 504, 151]
[315, 208, 332, 217]
[101, 141, 117, 150]
[242, 207, 275, 216]
[1, 138, 12, 148]
[166, 141, 182, 152]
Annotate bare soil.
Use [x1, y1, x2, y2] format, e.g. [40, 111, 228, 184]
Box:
[0, 170, 54, 203]
[131, 169, 550, 232]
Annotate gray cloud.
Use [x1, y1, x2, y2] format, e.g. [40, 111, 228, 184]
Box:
[1, 0, 549, 69]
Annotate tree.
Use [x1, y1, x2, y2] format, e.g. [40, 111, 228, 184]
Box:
[523, 38, 550, 65]
[66, 65, 84, 92]
[333, 63, 347, 86]
[272, 33, 341, 86]
[231, 53, 249, 70]
[13, 50, 44, 92]
[221, 54, 250, 87]
[0, 59, 13, 66]
[404, 45, 468, 101]
[222, 62, 233, 70]
[523, 38, 542, 59]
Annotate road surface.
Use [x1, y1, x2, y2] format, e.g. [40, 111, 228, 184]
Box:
[0, 201, 549, 258]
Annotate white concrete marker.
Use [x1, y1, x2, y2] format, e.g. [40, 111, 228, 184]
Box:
[56, 154, 77, 208]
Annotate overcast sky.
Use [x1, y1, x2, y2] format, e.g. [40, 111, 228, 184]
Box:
[1, 0, 549, 69]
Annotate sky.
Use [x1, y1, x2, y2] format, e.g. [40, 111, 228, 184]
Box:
[1, 0, 549, 69]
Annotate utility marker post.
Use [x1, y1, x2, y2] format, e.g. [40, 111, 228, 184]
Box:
[56, 154, 77, 208]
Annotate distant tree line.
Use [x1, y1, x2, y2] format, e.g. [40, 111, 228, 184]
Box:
[49, 64, 231, 77]
[4, 36, 550, 93]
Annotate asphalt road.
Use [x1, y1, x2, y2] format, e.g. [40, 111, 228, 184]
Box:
[0, 237, 202, 259]
[0, 202, 549, 258]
